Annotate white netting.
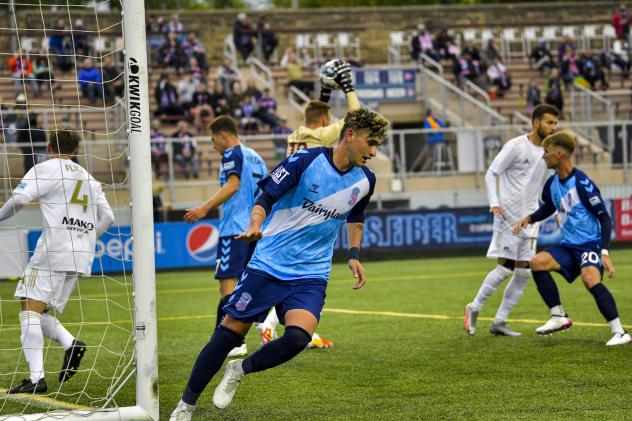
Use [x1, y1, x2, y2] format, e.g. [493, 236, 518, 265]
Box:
[0, 1, 141, 418]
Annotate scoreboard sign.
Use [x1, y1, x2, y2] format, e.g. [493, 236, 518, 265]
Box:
[352, 67, 418, 102]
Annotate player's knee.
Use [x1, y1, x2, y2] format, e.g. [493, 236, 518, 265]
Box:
[283, 326, 312, 353]
[530, 254, 548, 271]
[494, 264, 513, 279]
[514, 267, 531, 278]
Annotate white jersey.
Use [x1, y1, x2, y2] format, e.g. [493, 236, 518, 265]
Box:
[13, 158, 111, 275]
[486, 134, 551, 237]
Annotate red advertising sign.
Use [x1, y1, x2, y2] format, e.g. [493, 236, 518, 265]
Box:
[615, 198, 632, 241]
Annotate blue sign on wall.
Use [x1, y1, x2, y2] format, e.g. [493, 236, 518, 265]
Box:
[351, 67, 417, 102]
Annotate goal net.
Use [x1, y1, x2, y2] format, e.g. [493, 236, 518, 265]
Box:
[0, 1, 157, 420]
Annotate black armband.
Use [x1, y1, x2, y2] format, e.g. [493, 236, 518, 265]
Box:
[348, 247, 360, 261]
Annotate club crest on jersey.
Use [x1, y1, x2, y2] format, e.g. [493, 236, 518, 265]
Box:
[271, 166, 289, 184]
[348, 187, 360, 206]
[235, 292, 252, 311]
[16, 182, 27, 190]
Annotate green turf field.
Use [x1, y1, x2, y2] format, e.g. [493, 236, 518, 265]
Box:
[1, 250, 632, 420]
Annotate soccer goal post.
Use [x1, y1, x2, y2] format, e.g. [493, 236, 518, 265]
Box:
[0, 0, 158, 419]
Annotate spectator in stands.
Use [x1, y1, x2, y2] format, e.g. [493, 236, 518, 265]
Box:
[256, 15, 279, 63]
[171, 120, 198, 179]
[345, 53, 363, 68]
[244, 79, 262, 101]
[154, 73, 179, 118]
[233, 12, 255, 62]
[183, 32, 208, 71]
[78, 58, 102, 104]
[462, 41, 481, 62]
[236, 97, 259, 132]
[530, 40, 554, 75]
[611, 37, 631, 79]
[102, 56, 123, 102]
[164, 14, 186, 42]
[18, 113, 47, 176]
[612, 3, 631, 40]
[486, 57, 511, 98]
[255, 87, 278, 128]
[227, 81, 246, 112]
[557, 36, 575, 67]
[411, 23, 439, 62]
[178, 73, 199, 110]
[0, 97, 17, 144]
[483, 39, 502, 65]
[33, 50, 60, 95]
[526, 78, 541, 113]
[217, 58, 240, 95]
[579, 50, 608, 90]
[282, 49, 313, 96]
[209, 79, 228, 110]
[457, 50, 485, 90]
[72, 18, 92, 57]
[435, 27, 458, 61]
[187, 57, 205, 82]
[8, 53, 38, 97]
[150, 119, 168, 177]
[298, 48, 314, 68]
[545, 68, 564, 113]
[190, 83, 214, 134]
[49, 18, 70, 72]
[422, 109, 447, 169]
[214, 97, 232, 117]
[159, 31, 184, 73]
[146, 16, 166, 52]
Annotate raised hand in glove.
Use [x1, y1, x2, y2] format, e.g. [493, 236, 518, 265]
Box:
[333, 61, 354, 94]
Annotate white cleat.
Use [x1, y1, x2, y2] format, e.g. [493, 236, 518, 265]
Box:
[606, 331, 632, 346]
[227, 343, 248, 358]
[489, 321, 522, 337]
[169, 400, 195, 421]
[255, 323, 277, 347]
[213, 359, 244, 409]
[535, 316, 573, 335]
[464, 303, 479, 336]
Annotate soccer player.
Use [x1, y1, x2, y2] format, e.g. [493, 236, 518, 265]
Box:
[513, 131, 631, 346]
[464, 104, 559, 336]
[256, 59, 358, 348]
[0, 128, 115, 393]
[170, 107, 388, 419]
[183, 115, 267, 358]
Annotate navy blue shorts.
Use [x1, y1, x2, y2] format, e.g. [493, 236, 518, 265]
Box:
[223, 268, 327, 324]
[546, 243, 603, 283]
[214, 236, 256, 280]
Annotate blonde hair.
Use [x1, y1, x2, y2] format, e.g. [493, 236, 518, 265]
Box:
[542, 131, 576, 155]
[340, 108, 389, 141]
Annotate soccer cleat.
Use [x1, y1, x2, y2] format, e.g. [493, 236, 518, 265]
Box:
[8, 378, 48, 394]
[489, 321, 522, 337]
[227, 343, 248, 358]
[307, 332, 333, 349]
[606, 331, 632, 346]
[169, 400, 195, 421]
[464, 303, 479, 336]
[255, 324, 277, 347]
[535, 316, 573, 335]
[213, 359, 244, 409]
[60, 339, 87, 383]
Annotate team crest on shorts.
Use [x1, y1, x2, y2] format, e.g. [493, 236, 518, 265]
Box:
[348, 187, 360, 205]
[235, 292, 253, 311]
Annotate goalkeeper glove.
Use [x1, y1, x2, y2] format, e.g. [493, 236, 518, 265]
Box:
[333, 62, 354, 94]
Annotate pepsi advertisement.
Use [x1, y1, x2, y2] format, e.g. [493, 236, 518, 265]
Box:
[26, 200, 619, 274]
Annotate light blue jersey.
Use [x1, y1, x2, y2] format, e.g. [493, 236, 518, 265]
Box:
[247, 147, 375, 281]
[540, 168, 608, 247]
[219, 145, 267, 236]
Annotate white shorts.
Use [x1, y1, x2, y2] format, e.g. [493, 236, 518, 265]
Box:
[486, 230, 537, 262]
[14, 265, 79, 313]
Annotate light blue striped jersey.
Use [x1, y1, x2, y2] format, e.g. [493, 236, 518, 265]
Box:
[247, 147, 376, 281]
[219, 144, 267, 236]
[542, 168, 608, 247]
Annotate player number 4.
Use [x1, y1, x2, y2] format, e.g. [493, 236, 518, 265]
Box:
[581, 251, 600, 266]
[71, 180, 88, 213]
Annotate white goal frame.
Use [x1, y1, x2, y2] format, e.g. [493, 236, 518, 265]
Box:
[1, 1, 159, 420]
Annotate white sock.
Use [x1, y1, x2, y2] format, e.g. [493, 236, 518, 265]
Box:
[494, 268, 530, 324]
[608, 317, 624, 335]
[471, 265, 513, 311]
[550, 305, 566, 317]
[19, 311, 45, 383]
[40, 313, 75, 349]
[263, 308, 279, 330]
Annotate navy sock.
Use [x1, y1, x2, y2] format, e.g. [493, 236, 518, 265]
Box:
[241, 326, 311, 374]
[532, 271, 562, 309]
[589, 283, 619, 322]
[182, 325, 244, 405]
[215, 295, 230, 331]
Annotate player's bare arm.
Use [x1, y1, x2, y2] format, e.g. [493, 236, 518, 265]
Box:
[235, 204, 266, 242]
[347, 222, 366, 290]
[513, 215, 532, 234]
[490, 206, 507, 219]
[183, 174, 240, 223]
[602, 253, 615, 278]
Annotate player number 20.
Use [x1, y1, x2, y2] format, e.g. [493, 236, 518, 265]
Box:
[581, 251, 600, 266]
[71, 180, 88, 213]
